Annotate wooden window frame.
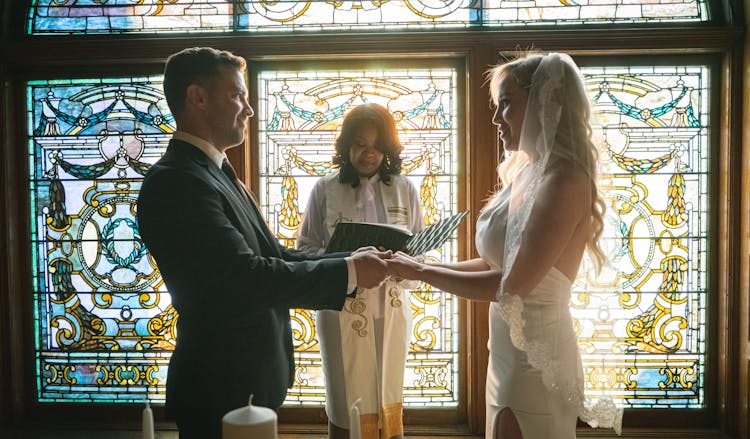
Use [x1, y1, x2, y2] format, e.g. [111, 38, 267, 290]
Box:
[0, 1, 745, 436]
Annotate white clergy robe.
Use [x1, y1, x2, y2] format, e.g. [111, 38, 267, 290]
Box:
[297, 170, 423, 439]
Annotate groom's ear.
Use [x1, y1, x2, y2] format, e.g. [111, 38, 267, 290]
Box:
[186, 83, 209, 111]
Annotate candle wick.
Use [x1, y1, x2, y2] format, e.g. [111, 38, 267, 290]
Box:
[248, 394, 254, 407]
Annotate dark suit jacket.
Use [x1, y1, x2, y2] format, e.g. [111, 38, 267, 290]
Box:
[137, 139, 348, 427]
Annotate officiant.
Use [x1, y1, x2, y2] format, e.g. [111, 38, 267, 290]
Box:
[297, 103, 424, 439]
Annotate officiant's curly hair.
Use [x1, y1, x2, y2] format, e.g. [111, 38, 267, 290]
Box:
[333, 103, 404, 188]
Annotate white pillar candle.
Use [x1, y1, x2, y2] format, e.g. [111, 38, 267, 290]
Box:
[222, 395, 277, 439]
[142, 403, 155, 439]
[348, 398, 362, 439]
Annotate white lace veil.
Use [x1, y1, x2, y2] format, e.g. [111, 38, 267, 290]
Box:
[494, 52, 604, 274]
[490, 53, 623, 433]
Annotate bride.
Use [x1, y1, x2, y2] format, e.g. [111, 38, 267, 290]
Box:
[386, 52, 623, 438]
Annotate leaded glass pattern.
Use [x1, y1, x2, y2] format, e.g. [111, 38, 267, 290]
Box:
[28, 76, 174, 402]
[578, 65, 709, 408]
[483, 0, 707, 26]
[27, 0, 234, 34]
[28, 0, 708, 35]
[25, 64, 710, 410]
[257, 68, 461, 406]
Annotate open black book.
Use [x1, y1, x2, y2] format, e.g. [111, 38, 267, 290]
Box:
[325, 210, 469, 255]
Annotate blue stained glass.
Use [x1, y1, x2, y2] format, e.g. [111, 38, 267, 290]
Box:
[87, 16, 111, 30]
[24, 63, 711, 411]
[28, 76, 174, 403]
[28, 0, 708, 35]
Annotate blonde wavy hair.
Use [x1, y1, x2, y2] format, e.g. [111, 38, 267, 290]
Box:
[487, 53, 607, 272]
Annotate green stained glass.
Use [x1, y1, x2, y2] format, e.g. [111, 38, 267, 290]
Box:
[257, 68, 461, 406]
[577, 65, 709, 408]
[26, 64, 710, 411]
[27, 76, 174, 403]
[27, 0, 708, 35]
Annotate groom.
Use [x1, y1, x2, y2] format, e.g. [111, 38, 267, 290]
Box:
[137, 47, 391, 439]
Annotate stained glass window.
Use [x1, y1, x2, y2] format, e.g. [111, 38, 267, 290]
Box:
[27, 0, 708, 35]
[256, 68, 462, 406]
[26, 63, 710, 410]
[28, 76, 174, 402]
[579, 65, 709, 407]
[28, 0, 234, 34]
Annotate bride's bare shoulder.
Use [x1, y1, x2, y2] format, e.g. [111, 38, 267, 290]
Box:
[541, 166, 591, 199]
[530, 167, 591, 226]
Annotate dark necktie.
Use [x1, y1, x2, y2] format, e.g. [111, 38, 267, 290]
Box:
[221, 158, 251, 201]
[222, 158, 267, 211]
[220, 158, 274, 237]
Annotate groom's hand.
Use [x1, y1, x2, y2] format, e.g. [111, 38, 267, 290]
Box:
[351, 245, 379, 254]
[351, 249, 392, 289]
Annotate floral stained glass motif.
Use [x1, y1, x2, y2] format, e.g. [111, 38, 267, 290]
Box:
[579, 65, 709, 408]
[257, 68, 461, 406]
[27, 77, 174, 402]
[27, 0, 708, 35]
[25, 64, 710, 410]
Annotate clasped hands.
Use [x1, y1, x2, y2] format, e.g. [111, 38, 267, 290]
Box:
[350, 247, 426, 289]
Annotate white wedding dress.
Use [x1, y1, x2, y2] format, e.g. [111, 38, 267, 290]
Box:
[476, 187, 586, 439]
[476, 53, 622, 439]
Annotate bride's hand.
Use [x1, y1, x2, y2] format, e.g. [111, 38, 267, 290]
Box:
[387, 252, 425, 281]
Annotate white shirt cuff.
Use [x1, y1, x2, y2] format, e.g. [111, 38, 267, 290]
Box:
[345, 257, 357, 293]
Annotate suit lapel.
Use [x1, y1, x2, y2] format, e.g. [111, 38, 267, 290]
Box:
[168, 140, 280, 256]
[207, 163, 279, 250]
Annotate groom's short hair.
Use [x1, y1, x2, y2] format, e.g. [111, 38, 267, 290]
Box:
[163, 47, 246, 118]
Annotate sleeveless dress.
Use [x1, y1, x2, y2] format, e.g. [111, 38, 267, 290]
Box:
[475, 187, 583, 439]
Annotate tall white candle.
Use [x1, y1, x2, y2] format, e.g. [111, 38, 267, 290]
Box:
[142, 402, 155, 439]
[349, 398, 362, 439]
[222, 395, 277, 439]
